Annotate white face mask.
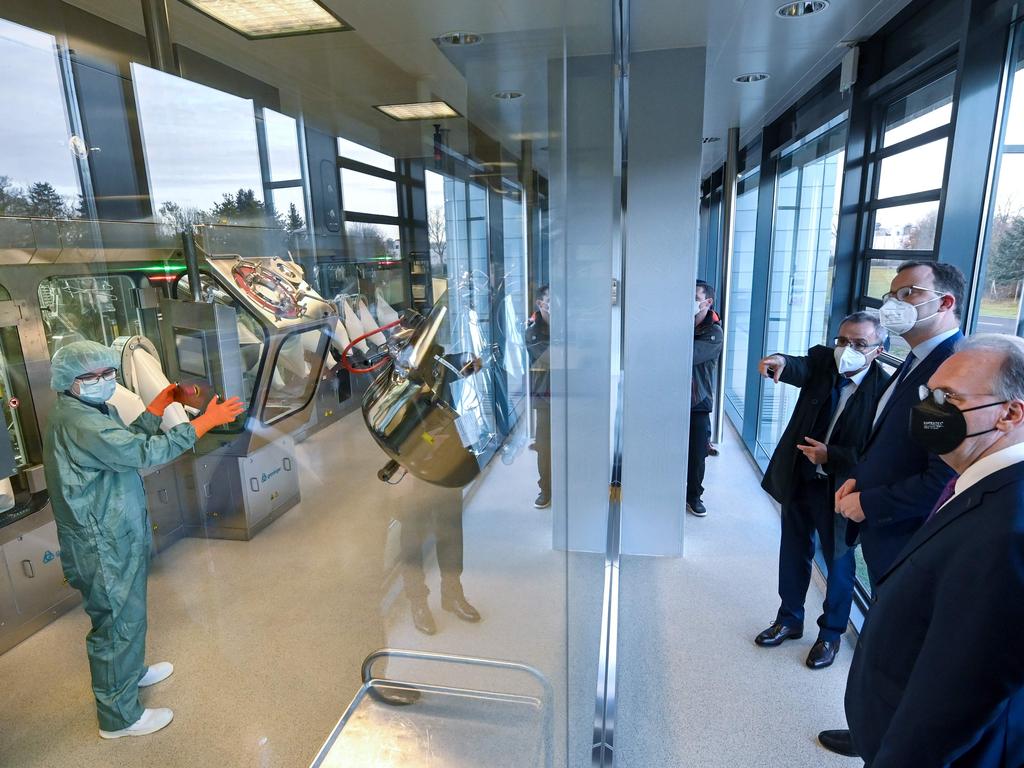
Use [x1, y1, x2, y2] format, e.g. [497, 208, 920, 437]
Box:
[834, 344, 870, 375]
[694, 300, 704, 316]
[879, 296, 940, 335]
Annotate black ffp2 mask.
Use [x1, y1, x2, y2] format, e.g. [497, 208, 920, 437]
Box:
[910, 398, 1006, 455]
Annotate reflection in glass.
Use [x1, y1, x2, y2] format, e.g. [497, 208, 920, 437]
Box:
[724, 174, 758, 417]
[0, 331, 28, 469]
[755, 122, 846, 464]
[871, 201, 940, 250]
[0, 19, 81, 217]
[132, 63, 264, 222]
[264, 327, 326, 424]
[271, 186, 306, 232]
[876, 138, 948, 199]
[882, 71, 955, 147]
[263, 109, 302, 182]
[337, 137, 395, 172]
[38, 275, 146, 355]
[340, 169, 398, 217]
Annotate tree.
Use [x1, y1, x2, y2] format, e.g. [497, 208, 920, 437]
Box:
[284, 202, 304, 233]
[157, 200, 206, 236]
[899, 209, 938, 251]
[0, 176, 27, 216]
[347, 222, 390, 257]
[987, 213, 1024, 288]
[428, 205, 447, 270]
[25, 182, 69, 218]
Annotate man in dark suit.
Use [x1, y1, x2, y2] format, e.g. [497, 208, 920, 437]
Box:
[845, 334, 1024, 767]
[754, 312, 890, 670]
[819, 260, 963, 757]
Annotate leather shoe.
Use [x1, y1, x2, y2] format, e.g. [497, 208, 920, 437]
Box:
[818, 729, 858, 757]
[410, 599, 436, 635]
[754, 622, 803, 647]
[806, 638, 840, 670]
[441, 594, 481, 622]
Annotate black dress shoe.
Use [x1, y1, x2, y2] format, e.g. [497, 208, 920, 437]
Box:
[686, 499, 708, 517]
[754, 622, 803, 647]
[806, 638, 840, 669]
[441, 594, 481, 622]
[410, 599, 436, 635]
[818, 729, 858, 757]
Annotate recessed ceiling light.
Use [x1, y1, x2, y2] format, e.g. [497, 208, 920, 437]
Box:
[702, 136, 721, 144]
[436, 31, 482, 46]
[176, 0, 351, 39]
[375, 100, 461, 121]
[734, 72, 770, 83]
[493, 90, 524, 100]
[776, 1, 830, 18]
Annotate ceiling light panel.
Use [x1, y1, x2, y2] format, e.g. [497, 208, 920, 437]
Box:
[375, 101, 461, 121]
[177, 0, 351, 40]
[734, 72, 770, 83]
[776, 1, 830, 18]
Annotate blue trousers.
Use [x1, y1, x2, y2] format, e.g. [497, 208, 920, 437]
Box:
[776, 476, 856, 642]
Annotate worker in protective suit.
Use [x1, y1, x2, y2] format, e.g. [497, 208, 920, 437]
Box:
[43, 340, 244, 739]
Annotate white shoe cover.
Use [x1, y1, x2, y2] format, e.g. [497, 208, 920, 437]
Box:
[139, 662, 174, 688]
[99, 708, 174, 739]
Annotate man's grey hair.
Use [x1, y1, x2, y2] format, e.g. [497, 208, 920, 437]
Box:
[839, 310, 889, 348]
[955, 334, 1024, 401]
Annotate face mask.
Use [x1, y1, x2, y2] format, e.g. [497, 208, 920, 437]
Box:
[76, 378, 117, 404]
[834, 345, 869, 375]
[694, 300, 704, 316]
[910, 398, 1006, 455]
[879, 296, 940, 335]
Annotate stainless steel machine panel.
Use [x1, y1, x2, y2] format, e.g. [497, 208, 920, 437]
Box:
[143, 464, 185, 553]
[3, 520, 73, 619]
[238, 435, 299, 530]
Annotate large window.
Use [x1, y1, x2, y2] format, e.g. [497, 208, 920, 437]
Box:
[754, 118, 847, 465]
[0, 19, 82, 218]
[262, 108, 306, 232]
[861, 68, 956, 358]
[974, 25, 1024, 336]
[723, 169, 759, 422]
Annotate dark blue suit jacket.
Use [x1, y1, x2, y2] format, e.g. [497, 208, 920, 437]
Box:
[846, 460, 1024, 767]
[847, 331, 960, 585]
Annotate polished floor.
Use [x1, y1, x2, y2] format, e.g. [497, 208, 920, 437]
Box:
[0, 412, 853, 767]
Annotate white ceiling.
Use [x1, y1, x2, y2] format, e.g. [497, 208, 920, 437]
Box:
[64, 0, 915, 178]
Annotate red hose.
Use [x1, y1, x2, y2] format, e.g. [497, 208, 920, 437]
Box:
[339, 319, 402, 374]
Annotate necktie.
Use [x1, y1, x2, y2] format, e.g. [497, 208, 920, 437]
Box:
[926, 477, 958, 523]
[894, 352, 916, 387]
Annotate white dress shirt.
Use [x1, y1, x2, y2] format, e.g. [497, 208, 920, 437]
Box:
[946, 441, 1024, 507]
[873, 327, 960, 427]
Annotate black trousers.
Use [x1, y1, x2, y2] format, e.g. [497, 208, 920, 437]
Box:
[686, 410, 711, 504]
[535, 402, 551, 496]
[399, 491, 465, 601]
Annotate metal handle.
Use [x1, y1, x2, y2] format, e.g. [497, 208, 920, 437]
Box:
[21, 560, 34, 578]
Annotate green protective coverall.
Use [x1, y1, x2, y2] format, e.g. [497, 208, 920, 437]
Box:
[43, 394, 196, 731]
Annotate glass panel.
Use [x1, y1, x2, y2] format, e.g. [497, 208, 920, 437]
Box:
[263, 108, 302, 182]
[724, 173, 759, 416]
[263, 327, 326, 424]
[1004, 58, 1024, 145]
[756, 122, 846, 464]
[876, 138, 948, 199]
[37, 275, 146, 355]
[271, 186, 306, 232]
[0, 18, 81, 218]
[882, 71, 956, 147]
[337, 137, 396, 172]
[0, 330, 28, 468]
[866, 257, 902, 300]
[132, 63, 264, 223]
[340, 168, 398, 217]
[871, 200, 940, 250]
[502, 194, 529, 414]
[345, 222, 400, 260]
[426, 169, 448, 276]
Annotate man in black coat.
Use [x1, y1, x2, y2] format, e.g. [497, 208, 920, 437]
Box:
[686, 280, 723, 518]
[526, 285, 551, 509]
[754, 312, 890, 669]
[844, 334, 1024, 767]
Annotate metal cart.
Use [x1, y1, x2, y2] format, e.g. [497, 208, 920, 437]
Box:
[310, 649, 554, 768]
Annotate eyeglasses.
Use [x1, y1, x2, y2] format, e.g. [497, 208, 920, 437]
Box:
[882, 285, 945, 303]
[75, 368, 117, 385]
[834, 337, 880, 353]
[918, 385, 996, 406]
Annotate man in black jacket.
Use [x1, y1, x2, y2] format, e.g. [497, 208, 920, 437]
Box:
[526, 285, 551, 509]
[687, 280, 723, 518]
[754, 312, 890, 669]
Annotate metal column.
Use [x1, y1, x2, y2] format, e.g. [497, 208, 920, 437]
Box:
[141, 0, 177, 75]
[712, 127, 739, 444]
